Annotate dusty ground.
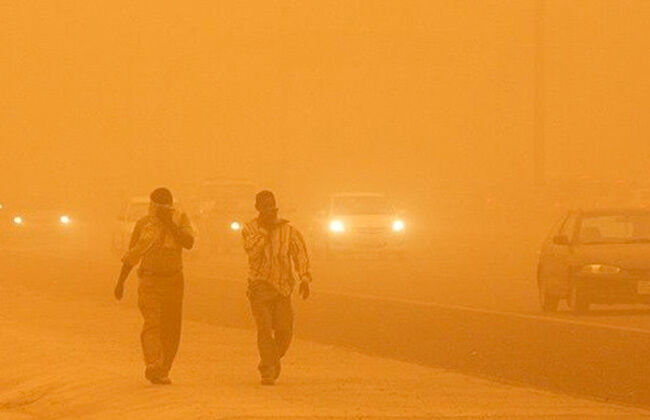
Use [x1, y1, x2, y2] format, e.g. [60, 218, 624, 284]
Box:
[1, 248, 649, 419]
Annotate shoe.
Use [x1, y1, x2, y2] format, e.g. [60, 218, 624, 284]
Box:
[260, 378, 275, 386]
[145, 365, 171, 385]
[150, 376, 172, 385]
[145, 365, 163, 381]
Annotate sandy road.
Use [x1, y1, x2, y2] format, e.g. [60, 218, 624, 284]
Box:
[1, 248, 650, 418]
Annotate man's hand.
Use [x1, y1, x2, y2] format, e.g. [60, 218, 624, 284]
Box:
[158, 209, 194, 249]
[114, 263, 134, 301]
[114, 282, 124, 300]
[157, 207, 174, 227]
[258, 209, 279, 231]
[299, 280, 310, 300]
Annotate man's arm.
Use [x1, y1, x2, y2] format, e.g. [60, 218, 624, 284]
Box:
[121, 218, 156, 267]
[114, 262, 134, 300]
[242, 221, 268, 258]
[289, 226, 311, 279]
[160, 211, 195, 250]
[115, 219, 144, 300]
[289, 226, 312, 298]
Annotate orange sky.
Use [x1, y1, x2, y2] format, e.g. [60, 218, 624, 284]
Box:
[1, 1, 648, 205]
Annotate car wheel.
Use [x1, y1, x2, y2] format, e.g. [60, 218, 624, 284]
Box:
[568, 282, 590, 314]
[537, 272, 559, 312]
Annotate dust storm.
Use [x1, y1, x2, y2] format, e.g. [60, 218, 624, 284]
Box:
[1, 1, 650, 418]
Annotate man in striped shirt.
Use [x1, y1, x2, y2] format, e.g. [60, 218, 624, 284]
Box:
[242, 190, 311, 385]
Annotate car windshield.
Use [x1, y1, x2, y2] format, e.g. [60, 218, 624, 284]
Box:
[332, 196, 393, 215]
[578, 213, 650, 244]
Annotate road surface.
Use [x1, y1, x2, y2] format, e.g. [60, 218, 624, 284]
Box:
[1, 248, 648, 419]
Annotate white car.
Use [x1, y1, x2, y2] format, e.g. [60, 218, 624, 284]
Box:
[318, 193, 407, 257]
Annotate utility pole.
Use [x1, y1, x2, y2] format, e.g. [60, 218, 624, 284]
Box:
[534, 0, 545, 187]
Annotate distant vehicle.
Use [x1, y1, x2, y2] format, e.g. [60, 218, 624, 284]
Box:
[4, 205, 75, 232]
[316, 192, 406, 258]
[537, 208, 650, 314]
[193, 180, 257, 254]
[1, 202, 82, 246]
[113, 197, 150, 254]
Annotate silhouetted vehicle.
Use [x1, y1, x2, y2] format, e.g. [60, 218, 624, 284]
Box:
[315, 192, 406, 258]
[193, 180, 257, 254]
[537, 209, 650, 314]
[6, 209, 75, 230]
[1, 202, 85, 247]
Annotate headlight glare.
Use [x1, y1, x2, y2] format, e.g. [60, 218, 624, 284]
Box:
[60, 215, 71, 225]
[329, 220, 345, 233]
[580, 264, 621, 275]
[392, 219, 405, 232]
[12, 216, 23, 225]
[230, 221, 241, 231]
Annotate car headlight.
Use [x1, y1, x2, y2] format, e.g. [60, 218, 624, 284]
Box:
[329, 220, 345, 233]
[12, 216, 23, 225]
[580, 264, 621, 275]
[392, 219, 405, 232]
[60, 215, 71, 225]
[230, 221, 241, 231]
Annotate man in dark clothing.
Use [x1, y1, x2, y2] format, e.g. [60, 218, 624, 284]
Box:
[114, 187, 194, 385]
[242, 190, 311, 385]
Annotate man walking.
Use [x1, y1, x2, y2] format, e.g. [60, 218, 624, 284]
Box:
[114, 187, 194, 385]
[242, 190, 311, 385]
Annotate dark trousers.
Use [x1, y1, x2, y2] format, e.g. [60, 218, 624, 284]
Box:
[137, 272, 184, 376]
[248, 282, 293, 379]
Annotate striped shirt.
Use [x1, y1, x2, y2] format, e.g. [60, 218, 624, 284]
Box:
[242, 218, 311, 296]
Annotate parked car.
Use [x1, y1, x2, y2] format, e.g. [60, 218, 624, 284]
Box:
[537, 208, 650, 313]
